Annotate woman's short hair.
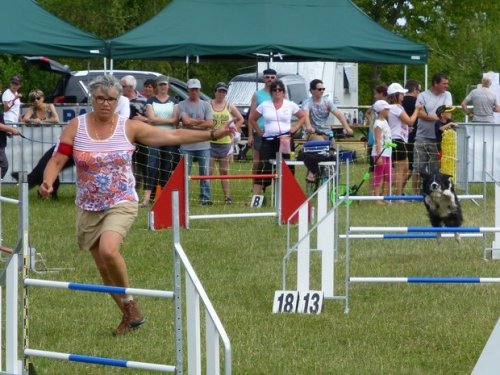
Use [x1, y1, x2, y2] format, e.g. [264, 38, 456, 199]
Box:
[270, 80, 286, 93]
[143, 78, 158, 88]
[121, 75, 137, 89]
[29, 89, 44, 101]
[88, 75, 122, 97]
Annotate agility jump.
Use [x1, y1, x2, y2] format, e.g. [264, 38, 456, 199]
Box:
[1, 186, 231, 374]
[283, 155, 498, 313]
[150, 155, 307, 229]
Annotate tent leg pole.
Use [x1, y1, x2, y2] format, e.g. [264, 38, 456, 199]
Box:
[424, 64, 428, 90]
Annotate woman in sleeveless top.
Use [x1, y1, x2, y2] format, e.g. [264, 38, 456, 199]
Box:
[39, 75, 235, 336]
[22, 89, 60, 125]
[209, 82, 243, 204]
[386, 83, 422, 197]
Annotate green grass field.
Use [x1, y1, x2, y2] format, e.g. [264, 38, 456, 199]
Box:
[1, 156, 499, 374]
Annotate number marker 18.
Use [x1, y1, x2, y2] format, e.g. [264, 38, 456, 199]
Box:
[273, 291, 323, 314]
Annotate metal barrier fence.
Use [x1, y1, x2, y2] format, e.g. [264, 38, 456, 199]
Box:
[5, 121, 500, 189]
[4, 123, 75, 184]
[453, 123, 500, 190]
[0, 183, 231, 374]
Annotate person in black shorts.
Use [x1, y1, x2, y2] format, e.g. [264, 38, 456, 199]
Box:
[401, 79, 421, 194]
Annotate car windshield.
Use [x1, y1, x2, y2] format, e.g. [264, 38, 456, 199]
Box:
[227, 81, 265, 107]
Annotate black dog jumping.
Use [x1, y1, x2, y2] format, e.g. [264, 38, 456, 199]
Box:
[11, 145, 74, 199]
[420, 172, 463, 242]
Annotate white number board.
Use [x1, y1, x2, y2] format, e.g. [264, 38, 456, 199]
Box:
[273, 290, 323, 314]
[250, 195, 265, 207]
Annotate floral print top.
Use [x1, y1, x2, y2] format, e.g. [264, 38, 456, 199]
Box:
[73, 114, 138, 211]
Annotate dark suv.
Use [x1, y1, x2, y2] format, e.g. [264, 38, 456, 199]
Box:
[25, 57, 211, 122]
[51, 70, 211, 104]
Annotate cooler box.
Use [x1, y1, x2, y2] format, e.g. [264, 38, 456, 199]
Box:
[302, 140, 331, 154]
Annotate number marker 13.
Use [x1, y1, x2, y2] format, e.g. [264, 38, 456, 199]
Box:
[273, 291, 323, 314]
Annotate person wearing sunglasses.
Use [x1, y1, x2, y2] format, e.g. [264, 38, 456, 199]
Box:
[249, 80, 307, 195]
[247, 68, 277, 195]
[22, 89, 60, 125]
[302, 79, 352, 141]
[300, 79, 352, 183]
[39, 75, 234, 336]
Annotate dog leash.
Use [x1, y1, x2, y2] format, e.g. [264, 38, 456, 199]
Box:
[19, 134, 55, 145]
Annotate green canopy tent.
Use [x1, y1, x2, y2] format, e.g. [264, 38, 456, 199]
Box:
[1, 0, 106, 58]
[108, 0, 427, 64]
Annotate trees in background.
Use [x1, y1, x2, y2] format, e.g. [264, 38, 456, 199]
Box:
[354, 0, 500, 105]
[2, 1, 498, 105]
[38, 0, 251, 94]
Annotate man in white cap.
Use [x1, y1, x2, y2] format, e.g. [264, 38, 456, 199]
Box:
[1, 75, 24, 178]
[2, 75, 23, 124]
[178, 78, 214, 205]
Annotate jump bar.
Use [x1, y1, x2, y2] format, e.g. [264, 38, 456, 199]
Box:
[25, 349, 175, 372]
[349, 227, 500, 233]
[344, 195, 483, 201]
[24, 278, 174, 299]
[339, 233, 483, 239]
[190, 173, 275, 180]
[350, 277, 500, 283]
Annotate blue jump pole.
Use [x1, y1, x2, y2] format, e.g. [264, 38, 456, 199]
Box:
[349, 226, 500, 233]
[24, 278, 174, 299]
[350, 277, 500, 283]
[339, 233, 483, 239]
[25, 349, 176, 372]
[344, 194, 483, 201]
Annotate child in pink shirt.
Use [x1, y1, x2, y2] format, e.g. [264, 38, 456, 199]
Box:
[371, 100, 393, 205]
